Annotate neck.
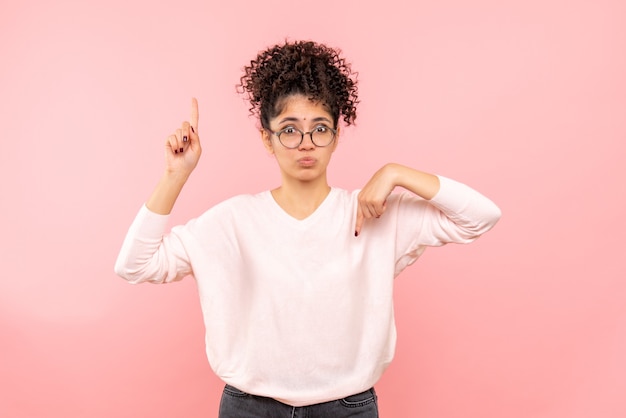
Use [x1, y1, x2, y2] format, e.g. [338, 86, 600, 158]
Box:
[271, 177, 331, 220]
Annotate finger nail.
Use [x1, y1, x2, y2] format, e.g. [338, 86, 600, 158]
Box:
[175, 149, 178, 154]
[191, 126, 195, 133]
[354, 231, 359, 237]
[183, 136, 188, 142]
[179, 148, 184, 153]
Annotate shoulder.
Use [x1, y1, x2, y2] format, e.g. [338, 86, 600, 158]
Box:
[190, 191, 272, 225]
[329, 187, 358, 208]
[217, 192, 268, 209]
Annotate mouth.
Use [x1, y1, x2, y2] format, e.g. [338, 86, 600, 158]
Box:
[297, 157, 317, 167]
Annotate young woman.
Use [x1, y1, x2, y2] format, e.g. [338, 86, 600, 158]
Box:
[115, 40, 501, 417]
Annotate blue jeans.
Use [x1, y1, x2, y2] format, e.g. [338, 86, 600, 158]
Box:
[218, 384, 379, 417]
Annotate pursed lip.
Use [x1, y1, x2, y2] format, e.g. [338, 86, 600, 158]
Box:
[297, 156, 317, 166]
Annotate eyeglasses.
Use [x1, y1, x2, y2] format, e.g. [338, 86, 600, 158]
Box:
[268, 125, 337, 149]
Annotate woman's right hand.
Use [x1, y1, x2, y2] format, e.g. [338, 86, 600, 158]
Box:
[164, 97, 202, 178]
[145, 98, 202, 215]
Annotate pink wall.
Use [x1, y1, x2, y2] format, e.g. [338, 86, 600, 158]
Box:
[1, 0, 625, 416]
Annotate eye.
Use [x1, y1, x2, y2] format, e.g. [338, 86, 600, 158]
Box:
[281, 126, 298, 135]
[314, 125, 329, 133]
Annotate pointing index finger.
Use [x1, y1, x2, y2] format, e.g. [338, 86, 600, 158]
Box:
[355, 206, 364, 237]
[190, 97, 199, 131]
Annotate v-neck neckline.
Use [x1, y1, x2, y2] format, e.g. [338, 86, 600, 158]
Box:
[265, 188, 338, 227]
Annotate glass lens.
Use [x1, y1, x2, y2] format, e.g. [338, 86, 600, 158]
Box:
[311, 126, 334, 146]
[278, 128, 302, 148]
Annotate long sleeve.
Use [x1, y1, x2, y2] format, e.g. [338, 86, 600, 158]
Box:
[392, 175, 501, 274]
[420, 175, 501, 244]
[114, 204, 192, 284]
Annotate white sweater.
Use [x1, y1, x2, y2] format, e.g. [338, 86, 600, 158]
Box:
[114, 176, 501, 406]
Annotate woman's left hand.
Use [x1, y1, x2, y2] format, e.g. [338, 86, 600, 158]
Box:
[355, 164, 397, 237]
[355, 163, 440, 237]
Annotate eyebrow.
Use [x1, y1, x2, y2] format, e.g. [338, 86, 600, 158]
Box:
[277, 116, 333, 125]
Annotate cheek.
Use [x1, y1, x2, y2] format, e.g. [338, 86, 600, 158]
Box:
[320, 150, 335, 165]
[273, 150, 292, 165]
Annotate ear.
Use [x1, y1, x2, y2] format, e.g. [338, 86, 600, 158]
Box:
[261, 129, 274, 155]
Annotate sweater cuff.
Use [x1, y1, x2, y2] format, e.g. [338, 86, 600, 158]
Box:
[127, 204, 171, 239]
[430, 175, 501, 222]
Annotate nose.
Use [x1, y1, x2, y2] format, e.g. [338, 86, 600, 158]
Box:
[298, 132, 316, 149]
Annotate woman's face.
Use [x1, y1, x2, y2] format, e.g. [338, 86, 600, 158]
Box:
[261, 95, 339, 186]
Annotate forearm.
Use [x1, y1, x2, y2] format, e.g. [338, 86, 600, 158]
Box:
[146, 172, 190, 215]
[386, 163, 440, 200]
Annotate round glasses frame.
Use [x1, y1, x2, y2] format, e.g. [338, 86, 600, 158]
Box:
[267, 125, 337, 149]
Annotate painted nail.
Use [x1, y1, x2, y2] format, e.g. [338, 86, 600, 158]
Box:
[175, 149, 178, 154]
[179, 147, 184, 153]
[191, 126, 195, 133]
[354, 231, 359, 237]
[183, 135, 188, 142]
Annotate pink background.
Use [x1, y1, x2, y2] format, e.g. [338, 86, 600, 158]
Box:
[1, 0, 625, 416]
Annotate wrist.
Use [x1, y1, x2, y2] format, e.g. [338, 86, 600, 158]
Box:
[383, 163, 439, 199]
[162, 170, 191, 186]
[382, 163, 404, 186]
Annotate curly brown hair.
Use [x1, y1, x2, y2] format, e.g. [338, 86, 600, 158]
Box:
[238, 40, 359, 129]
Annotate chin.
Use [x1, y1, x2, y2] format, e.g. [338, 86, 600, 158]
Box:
[294, 172, 323, 183]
